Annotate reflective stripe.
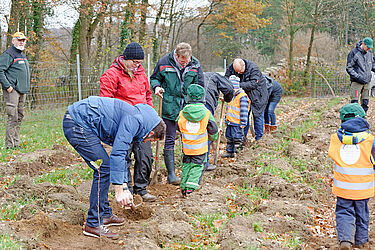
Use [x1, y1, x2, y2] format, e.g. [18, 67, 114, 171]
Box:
[334, 164, 375, 176]
[333, 179, 375, 190]
[181, 132, 208, 140]
[228, 105, 240, 112]
[186, 182, 199, 187]
[227, 112, 240, 120]
[183, 141, 208, 150]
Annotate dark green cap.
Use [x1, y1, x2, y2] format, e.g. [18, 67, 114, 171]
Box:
[186, 84, 205, 103]
[363, 37, 373, 49]
[340, 103, 366, 122]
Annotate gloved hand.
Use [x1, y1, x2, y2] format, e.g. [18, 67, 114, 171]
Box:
[155, 86, 165, 97]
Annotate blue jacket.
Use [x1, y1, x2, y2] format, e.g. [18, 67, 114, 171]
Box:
[346, 41, 375, 84]
[68, 96, 161, 184]
[264, 75, 283, 103]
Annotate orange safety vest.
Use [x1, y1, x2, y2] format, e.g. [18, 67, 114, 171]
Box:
[178, 110, 210, 155]
[226, 91, 250, 125]
[328, 133, 375, 200]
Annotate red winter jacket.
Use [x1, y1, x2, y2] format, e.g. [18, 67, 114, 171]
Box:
[100, 56, 153, 107]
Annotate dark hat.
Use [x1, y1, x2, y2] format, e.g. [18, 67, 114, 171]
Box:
[187, 84, 205, 103]
[363, 37, 373, 49]
[340, 103, 366, 122]
[123, 42, 144, 60]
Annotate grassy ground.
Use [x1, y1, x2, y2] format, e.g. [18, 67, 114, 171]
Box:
[0, 107, 68, 162]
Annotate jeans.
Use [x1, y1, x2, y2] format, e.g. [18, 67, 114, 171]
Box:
[244, 111, 264, 141]
[63, 112, 112, 227]
[335, 197, 369, 245]
[3, 89, 26, 148]
[163, 118, 177, 150]
[264, 101, 279, 126]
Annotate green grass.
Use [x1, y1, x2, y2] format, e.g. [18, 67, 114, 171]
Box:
[0, 194, 38, 221]
[0, 107, 68, 162]
[34, 164, 93, 187]
[0, 233, 23, 249]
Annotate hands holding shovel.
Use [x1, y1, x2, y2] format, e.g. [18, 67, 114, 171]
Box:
[114, 184, 133, 208]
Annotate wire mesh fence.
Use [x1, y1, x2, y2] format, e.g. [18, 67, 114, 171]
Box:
[0, 62, 358, 125]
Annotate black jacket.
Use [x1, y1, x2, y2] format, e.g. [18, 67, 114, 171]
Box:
[204, 72, 234, 112]
[225, 59, 268, 118]
[346, 41, 375, 84]
[264, 75, 283, 103]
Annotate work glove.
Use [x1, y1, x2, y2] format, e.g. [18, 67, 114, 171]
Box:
[155, 86, 165, 97]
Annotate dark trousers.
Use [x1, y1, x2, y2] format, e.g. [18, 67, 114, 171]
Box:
[63, 112, 112, 228]
[225, 125, 244, 153]
[204, 104, 215, 167]
[335, 197, 369, 245]
[126, 140, 153, 196]
[163, 118, 177, 150]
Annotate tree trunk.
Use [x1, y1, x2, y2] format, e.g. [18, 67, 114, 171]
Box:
[152, 0, 166, 64]
[8, 0, 21, 47]
[139, 0, 148, 45]
[303, 0, 320, 85]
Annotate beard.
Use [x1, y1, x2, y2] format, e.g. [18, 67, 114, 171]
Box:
[15, 45, 25, 51]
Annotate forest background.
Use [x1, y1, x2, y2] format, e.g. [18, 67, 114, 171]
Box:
[0, 0, 374, 97]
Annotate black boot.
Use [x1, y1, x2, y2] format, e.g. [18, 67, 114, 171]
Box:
[164, 149, 181, 185]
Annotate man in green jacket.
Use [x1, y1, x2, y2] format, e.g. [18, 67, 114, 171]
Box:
[0, 32, 30, 149]
[150, 42, 205, 185]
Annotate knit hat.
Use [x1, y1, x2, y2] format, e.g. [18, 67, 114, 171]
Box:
[363, 37, 373, 49]
[186, 84, 205, 103]
[123, 42, 144, 60]
[340, 103, 366, 122]
[229, 75, 240, 89]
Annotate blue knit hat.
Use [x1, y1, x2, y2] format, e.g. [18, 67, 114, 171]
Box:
[229, 75, 240, 89]
[123, 42, 144, 60]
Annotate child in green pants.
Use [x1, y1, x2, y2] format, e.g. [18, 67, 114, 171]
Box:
[177, 84, 218, 196]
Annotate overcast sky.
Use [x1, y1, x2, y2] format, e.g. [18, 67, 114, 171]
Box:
[0, 0, 207, 31]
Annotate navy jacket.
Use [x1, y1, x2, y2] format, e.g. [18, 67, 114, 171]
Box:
[68, 96, 161, 184]
[346, 41, 375, 84]
[264, 75, 283, 103]
[225, 59, 268, 118]
[204, 72, 234, 112]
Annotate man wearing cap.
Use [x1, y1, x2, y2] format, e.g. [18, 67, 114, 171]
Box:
[0, 32, 30, 149]
[328, 103, 375, 249]
[100, 42, 156, 202]
[346, 37, 375, 113]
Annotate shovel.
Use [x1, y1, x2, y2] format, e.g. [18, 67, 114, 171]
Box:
[150, 92, 164, 185]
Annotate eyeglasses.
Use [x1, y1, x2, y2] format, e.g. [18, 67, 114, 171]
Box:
[132, 60, 143, 65]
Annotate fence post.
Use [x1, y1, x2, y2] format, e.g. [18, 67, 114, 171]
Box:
[224, 58, 227, 72]
[148, 53, 151, 81]
[76, 54, 82, 101]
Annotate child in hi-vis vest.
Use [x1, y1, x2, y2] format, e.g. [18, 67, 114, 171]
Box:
[222, 75, 250, 158]
[177, 84, 218, 196]
[328, 103, 375, 249]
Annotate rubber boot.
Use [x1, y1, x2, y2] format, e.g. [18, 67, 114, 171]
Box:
[164, 149, 181, 185]
[270, 125, 277, 132]
[264, 124, 270, 133]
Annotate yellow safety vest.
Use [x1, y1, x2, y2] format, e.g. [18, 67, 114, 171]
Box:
[178, 110, 210, 155]
[226, 91, 250, 125]
[328, 133, 375, 200]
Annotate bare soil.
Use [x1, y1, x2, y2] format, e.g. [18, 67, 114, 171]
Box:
[2, 96, 375, 249]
